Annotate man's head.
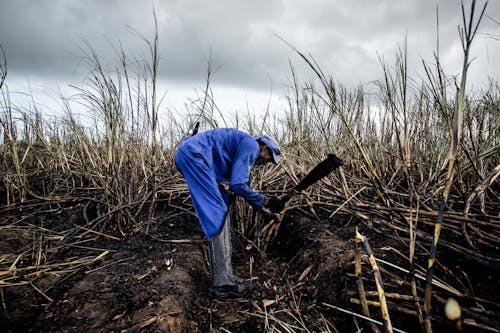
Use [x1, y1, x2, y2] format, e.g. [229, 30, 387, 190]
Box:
[255, 135, 281, 165]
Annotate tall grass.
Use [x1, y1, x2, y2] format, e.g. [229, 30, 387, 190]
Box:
[0, 7, 497, 225]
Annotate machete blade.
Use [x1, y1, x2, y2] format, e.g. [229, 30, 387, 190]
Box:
[294, 154, 343, 192]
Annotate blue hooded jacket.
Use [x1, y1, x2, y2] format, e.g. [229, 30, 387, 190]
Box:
[175, 128, 275, 238]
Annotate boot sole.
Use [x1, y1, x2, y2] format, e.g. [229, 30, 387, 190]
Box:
[210, 287, 250, 299]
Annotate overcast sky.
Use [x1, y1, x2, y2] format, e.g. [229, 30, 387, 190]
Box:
[0, 0, 499, 116]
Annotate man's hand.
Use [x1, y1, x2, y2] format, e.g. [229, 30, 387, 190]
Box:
[259, 207, 280, 223]
[265, 196, 285, 213]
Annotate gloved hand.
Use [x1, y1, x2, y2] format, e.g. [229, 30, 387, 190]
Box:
[265, 196, 285, 213]
[259, 207, 280, 223]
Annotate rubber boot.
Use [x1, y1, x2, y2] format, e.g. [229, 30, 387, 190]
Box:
[208, 208, 250, 299]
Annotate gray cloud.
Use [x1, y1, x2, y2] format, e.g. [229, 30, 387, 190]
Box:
[1, 0, 498, 101]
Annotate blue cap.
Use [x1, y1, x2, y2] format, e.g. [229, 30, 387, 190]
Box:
[255, 135, 281, 164]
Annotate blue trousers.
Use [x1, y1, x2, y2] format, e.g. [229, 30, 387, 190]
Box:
[174, 148, 229, 239]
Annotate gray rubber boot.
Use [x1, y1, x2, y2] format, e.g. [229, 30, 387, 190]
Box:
[208, 205, 250, 298]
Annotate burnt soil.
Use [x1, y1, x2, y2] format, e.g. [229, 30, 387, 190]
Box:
[1, 204, 498, 332]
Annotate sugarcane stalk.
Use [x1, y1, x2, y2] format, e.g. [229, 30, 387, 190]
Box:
[465, 163, 499, 215]
[146, 14, 160, 233]
[347, 290, 420, 302]
[350, 298, 419, 317]
[409, 197, 424, 327]
[355, 227, 393, 333]
[0, 43, 6, 90]
[356, 245, 381, 333]
[424, 3, 488, 331]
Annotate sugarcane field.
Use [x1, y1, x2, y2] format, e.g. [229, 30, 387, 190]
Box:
[1, 1, 499, 333]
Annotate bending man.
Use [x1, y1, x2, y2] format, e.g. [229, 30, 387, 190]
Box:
[174, 128, 284, 298]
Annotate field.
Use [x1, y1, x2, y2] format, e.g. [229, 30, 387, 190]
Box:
[1, 4, 499, 333]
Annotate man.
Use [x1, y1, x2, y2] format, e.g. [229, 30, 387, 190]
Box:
[174, 128, 285, 298]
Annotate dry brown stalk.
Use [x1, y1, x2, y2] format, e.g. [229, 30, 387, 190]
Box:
[349, 298, 419, 317]
[355, 245, 381, 333]
[323, 303, 408, 333]
[463, 164, 500, 247]
[348, 290, 419, 302]
[355, 227, 394, 333]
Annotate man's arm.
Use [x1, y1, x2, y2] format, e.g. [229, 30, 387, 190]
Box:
[230, 183, 265, 208]
[230, 183, 279, 222]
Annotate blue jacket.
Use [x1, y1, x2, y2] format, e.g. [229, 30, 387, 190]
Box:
[175, 128, 265, 238]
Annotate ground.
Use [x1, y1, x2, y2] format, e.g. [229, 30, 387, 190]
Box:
[1, 204, 498, 332]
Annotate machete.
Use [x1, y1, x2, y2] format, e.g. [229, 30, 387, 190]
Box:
[280, 153, 344, 204]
